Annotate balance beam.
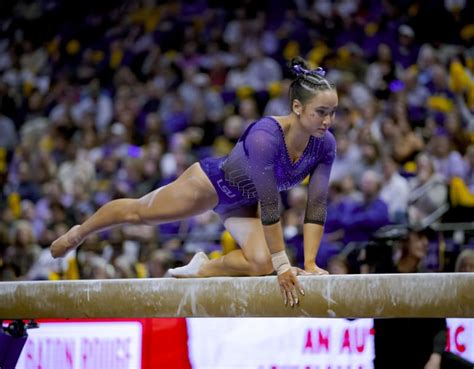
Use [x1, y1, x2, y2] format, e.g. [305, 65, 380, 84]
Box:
[0, 273, 473, 319]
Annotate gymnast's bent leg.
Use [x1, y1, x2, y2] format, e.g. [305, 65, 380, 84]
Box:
[50, 163, 219, 258]
[169, 207, 273, 277]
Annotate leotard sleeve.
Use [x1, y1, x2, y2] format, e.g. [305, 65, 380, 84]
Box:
[304, 132, 336, 225]
[244, 125, 281, 225]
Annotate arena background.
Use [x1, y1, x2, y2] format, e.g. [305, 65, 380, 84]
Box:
[1, 0, 473, 368]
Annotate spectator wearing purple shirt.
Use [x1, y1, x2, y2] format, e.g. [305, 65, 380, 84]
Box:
[50, 57, 338, 307]
[340, 170, 390, 244]
[392, 25, 420, 70]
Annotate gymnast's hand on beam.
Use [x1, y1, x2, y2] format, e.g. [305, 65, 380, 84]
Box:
[278, 268, 305, 307]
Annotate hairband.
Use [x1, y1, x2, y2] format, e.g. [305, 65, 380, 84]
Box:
[292, 64, 326, 77]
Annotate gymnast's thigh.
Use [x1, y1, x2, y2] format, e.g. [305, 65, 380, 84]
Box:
[220, 205, 270, 259]
[137, 162, 219, 223]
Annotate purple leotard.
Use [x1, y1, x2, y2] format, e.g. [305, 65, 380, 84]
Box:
[199, 116, 336, 224]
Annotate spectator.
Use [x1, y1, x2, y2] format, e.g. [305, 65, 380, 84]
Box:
[352, 139, 382, 183]
[245, 49, 282, 91]
[73, 79, 113, 135]
[224, 55, 252, 91]
[0, 112, 18, 154]
[385, 102, 425, 165]
[340, 170, 390, 244]
[407, 153, 449, 225]
[392, 24, 420, 70]
[373, 227, 448, 369]
[430, 134, 466, 183]
[380, 156, 410, 223]
[213, 115, 245, 157]
[455, 249, 474, 273]
[330, 133, 361, 183]
[263, 79, 291, 116]
[372, 225, 474, 368]
[365, 43, 397, 100]
[3, 220, 41, 279]
[449, 144, 474, 208]
[400, 66, 429, 128]
[237, 96, 260, 129]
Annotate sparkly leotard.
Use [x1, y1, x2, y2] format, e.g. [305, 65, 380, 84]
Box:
[199, 116, 336, 225]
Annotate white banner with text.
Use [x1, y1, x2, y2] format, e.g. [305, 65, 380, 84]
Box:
[188, 318, 474, 369]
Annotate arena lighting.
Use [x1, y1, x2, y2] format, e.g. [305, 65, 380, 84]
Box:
[0, 274, 473, 319]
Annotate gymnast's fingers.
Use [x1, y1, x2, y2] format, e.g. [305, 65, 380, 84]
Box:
[279, 285, 288, 306]
[283, 284, 295, 307]
[293, 276, 305, 297]
[278, 280, 293, 306]
[278, 270, 295, 306]
[290, 286, 299, 305]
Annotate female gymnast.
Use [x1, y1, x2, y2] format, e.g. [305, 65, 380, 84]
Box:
[51, 57, 338, 307]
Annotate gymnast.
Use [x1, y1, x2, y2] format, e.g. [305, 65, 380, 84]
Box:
[50, 57, 338, 307]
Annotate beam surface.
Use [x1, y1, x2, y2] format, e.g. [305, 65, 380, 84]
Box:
[0, 273, 473, 319]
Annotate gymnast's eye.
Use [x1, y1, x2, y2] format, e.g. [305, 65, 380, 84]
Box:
[316, 109, 328, 117]
[316, 109, 336, 117]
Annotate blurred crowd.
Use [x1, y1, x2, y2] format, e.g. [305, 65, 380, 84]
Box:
[0, 0, 474, 282]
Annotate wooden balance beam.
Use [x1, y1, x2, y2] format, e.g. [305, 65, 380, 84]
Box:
[0, 273, 473, 319]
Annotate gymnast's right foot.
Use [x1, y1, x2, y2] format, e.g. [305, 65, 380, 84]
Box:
[50, 225, 84, 258]
[167, 252, 209, 278]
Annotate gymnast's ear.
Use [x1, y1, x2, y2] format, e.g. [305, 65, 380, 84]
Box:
[292, 99, 302, 116]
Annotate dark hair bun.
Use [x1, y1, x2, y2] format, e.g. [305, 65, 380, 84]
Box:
[288, 57, 326, 78]
[288, 57, 310, 77]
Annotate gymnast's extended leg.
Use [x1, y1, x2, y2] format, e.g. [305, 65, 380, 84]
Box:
[50, 163, 219, 258]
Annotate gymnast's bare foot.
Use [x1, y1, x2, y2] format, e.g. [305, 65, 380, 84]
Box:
[167, 252, 209, 278]
[50, 225, 84, 258]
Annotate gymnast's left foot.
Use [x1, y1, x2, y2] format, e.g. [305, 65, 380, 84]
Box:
[51, 225, 84, 258]
[167, 251, 209, 278]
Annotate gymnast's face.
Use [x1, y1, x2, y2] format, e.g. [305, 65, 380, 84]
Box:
[293, 89, 338, 137]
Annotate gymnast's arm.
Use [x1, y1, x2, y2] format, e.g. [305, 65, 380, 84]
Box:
[246, 128, 304, 306]
[303, 134, 336, 274]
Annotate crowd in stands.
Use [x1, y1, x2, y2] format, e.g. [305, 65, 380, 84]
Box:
[1, 0, 474, 281]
